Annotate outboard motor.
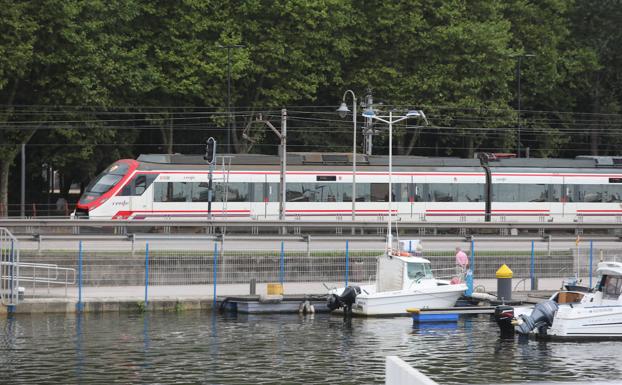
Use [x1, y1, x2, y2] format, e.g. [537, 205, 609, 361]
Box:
[494, 305, 516, 339]
[516, 300, 559, 335]
[327, 286, 361, 318]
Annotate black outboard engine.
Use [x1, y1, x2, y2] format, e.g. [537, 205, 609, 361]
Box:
[516, 300, 559, 335]
[494, 305, 516, 339]
[327, 286, 361, 318]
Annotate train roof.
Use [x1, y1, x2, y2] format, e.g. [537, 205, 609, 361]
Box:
[136, 153, 622, 170]
[136, 153, 481, 167]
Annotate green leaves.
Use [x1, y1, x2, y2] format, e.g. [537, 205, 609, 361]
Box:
[0, 0, 622, 209]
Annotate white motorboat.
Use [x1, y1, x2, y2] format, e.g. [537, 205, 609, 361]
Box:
[326, 110, 465, 316]
[495, 261, 622, 339]
[327, 251, 467, 316]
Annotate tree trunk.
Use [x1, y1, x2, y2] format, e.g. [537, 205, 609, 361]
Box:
[466, 135, 474, 159]
[591, 74, 601, 155]
[159, 116, 174, 154]
[0, 158, 12, 217]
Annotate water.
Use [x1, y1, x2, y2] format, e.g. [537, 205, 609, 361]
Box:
[2, 311, 622, 384]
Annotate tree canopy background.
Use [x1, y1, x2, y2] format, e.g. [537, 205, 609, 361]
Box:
[0, 0, 620, 212]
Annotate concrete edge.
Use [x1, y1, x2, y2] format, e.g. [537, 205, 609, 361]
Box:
[4, 298, 215, 315]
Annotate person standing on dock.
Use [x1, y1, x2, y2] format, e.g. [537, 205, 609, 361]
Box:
[455, 247, 469, 281]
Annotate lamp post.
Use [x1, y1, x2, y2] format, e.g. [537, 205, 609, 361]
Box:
[336, 90, 357, 222]
[513, 53, 535, 158]
[361, 108, 427, 250]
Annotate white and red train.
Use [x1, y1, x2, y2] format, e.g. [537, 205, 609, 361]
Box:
[74, 153, 622, 222]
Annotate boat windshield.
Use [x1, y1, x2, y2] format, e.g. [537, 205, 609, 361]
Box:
[602, 275, 622, 300]
[407, 262, 433, 280]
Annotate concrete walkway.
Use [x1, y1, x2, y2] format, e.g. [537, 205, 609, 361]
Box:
[2, 277, 563, 315]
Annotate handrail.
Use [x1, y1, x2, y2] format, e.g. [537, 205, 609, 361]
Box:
[0, 227, 20, 307]
[0, 262, 76, 285]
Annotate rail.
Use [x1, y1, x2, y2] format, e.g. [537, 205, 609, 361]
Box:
[1, 218, 622, 230]
[0, 227, 19, 307]
[1, 261, 76, 298]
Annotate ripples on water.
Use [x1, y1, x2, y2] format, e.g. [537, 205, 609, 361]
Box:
[2, 311, 622, 384]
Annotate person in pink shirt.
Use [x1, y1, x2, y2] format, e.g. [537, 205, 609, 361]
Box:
[455, 247, 469, 281]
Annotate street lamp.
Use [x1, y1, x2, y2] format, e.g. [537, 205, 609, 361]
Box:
[362, 108, 427, 250]
[336, 90, 357, 222]
[513, 53, 535, 158]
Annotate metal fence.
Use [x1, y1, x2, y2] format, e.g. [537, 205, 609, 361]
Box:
[9, 237, 622, 305]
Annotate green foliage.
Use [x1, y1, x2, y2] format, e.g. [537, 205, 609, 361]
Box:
[0, 0, 622, 209]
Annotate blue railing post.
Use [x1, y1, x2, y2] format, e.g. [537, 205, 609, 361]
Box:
[280, 240, 285, 287]
[213, 242, 218, 309]
[345, 240, 349, 287]
[589, 240, 594, 288]
[530, 240, 536, 290]
[466, 239, 475, 296]
[76, 240, 83, 312]
[144, 242, 149, 308]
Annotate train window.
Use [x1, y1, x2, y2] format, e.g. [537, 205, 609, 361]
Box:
[425, 184, 483, 202]
[393, 183, 408, 202]
[456, 184, 484, 202]
[134, 175, 147, 195]
[520, 184, 548, 202]
[402, 183, 422, 202]
[493, 184, 548, 202]
[215, 182, 250, 202]
[153, 182, 191, 202]
[428, 184, 454, 202]
[190, 182, 210, 202]
[286, 183, 341, 202]
[492, 184, 518, 202]
[118, 174, 157, 196]
[572, 184, 622, 203]
[354, 183, 369, 202]
[84, 174, 122, 194]
[370, 183, 389, 202]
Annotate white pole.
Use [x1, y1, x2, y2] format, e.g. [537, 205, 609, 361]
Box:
[387, 111, 393, 251]
[352, 97, 357, 222]
[281, 109, 287, 222]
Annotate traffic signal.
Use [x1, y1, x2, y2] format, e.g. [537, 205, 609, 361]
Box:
[204, 137, 216, 164]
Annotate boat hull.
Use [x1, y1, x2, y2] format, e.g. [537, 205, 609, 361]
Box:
[351, 284, 467, 316]
[546, 306, 622, 339]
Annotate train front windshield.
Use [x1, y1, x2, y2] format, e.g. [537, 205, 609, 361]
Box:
[79, 162, 129, 204]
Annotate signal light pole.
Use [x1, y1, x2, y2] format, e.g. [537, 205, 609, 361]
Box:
[204, 137, 217, 220]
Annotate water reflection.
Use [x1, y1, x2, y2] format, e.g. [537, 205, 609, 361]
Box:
[1, 312, 622, 384]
